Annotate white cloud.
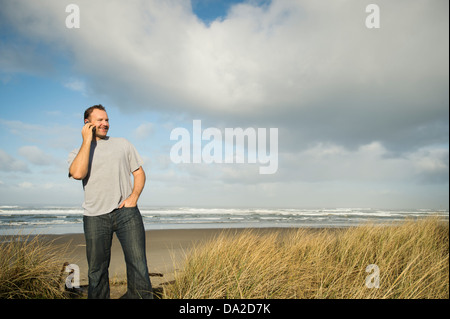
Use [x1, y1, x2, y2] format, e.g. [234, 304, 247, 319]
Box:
[133, 122, 154, 140]
[18, 145, 54, 166]
[0, 119, 46, 137]
[0, 149, 29, 172]
[162, 141, 448, 186]
[0, 40, 54, 75]
[408, 147, 449, 183]
[0, 0, 448, 208]
[279, 142, 449, 185]
[63, 78, 87, 95]
[18, 181, 33, 189]
[0, 0, 444, 160]
[3, 0, 447, 116]
[0, 118, 79, 152]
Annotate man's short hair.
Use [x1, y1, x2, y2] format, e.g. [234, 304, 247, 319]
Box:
[84, 104, 106, 121]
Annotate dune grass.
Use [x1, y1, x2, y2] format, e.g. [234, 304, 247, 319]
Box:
[1, 217, 447, 299]
[163, 217, 449, 299]
[0, 234, 70, 299]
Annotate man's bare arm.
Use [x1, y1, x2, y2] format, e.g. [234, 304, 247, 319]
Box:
[69, 123, 95, 180]
[119, 166, 146, 208]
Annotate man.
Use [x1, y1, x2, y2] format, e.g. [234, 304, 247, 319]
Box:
[68, 104, 152, 299]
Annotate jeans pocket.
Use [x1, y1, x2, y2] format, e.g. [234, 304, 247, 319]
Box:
[120, 206, 140, 217]
[122, 206, 138, 211]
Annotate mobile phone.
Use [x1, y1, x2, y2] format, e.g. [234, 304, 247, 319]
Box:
[86, 120, 96, 134]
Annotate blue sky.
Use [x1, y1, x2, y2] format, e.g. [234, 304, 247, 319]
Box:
[0, 0, 448, 209]
[192, 0, 255, 23]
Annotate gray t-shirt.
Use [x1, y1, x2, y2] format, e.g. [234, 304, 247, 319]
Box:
[68, 137, 144, 216]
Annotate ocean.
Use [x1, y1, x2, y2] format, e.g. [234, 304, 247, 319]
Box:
[0, 206, 448, 235]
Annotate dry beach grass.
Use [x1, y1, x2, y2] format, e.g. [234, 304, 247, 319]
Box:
[0, 217, 448, 299]
[0, 234, 70, 299]
[164, 217, 449, 299]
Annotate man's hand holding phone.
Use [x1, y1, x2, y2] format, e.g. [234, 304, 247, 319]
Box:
[82, 121, 96, 143]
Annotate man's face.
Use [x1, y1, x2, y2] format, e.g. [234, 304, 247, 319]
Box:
[87, 109, 109, 139]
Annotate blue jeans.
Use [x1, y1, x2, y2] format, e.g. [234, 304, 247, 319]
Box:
[83, 206, 153, 299]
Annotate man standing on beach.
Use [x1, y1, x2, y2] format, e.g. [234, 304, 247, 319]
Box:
[68, 104, 152, 299]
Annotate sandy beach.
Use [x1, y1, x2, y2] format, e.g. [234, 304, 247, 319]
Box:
[41, 228, 292, 298]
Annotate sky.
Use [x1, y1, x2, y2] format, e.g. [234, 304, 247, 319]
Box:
[0, 0, 448, 209]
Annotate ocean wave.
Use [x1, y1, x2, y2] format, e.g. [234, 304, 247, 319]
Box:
[0, 206, 448, 235]
[0, 219, 82, 227]
[0, 209, 83, 215]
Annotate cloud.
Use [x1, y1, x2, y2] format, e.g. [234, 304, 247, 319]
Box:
[0, 119, 47, 137]
[1, 0, 447, 155]
[278, 142, 449, 185]
[161, 141, 448, 187]
[18, 145, 54, 166]
[0, 149, 29, 172]
[133, 122, 154, 140]
[0, 118, 79, 152]
[0, 0, 448, 208]
[63, 78, 87, 95]
[18, 181, 33, 189]
[408, 147, 449, 184]
[0, 39, 55, 76]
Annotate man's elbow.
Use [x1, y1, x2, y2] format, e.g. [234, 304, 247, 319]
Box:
[69, 162, 88, 180]
[70, 173, 85, 180]
[69, 169, 86, 180]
